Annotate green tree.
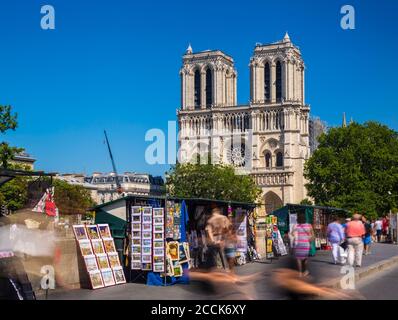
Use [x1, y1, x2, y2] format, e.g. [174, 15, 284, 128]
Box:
[0, 105, 21, 169]
[300, 198, 313, 206]
[53, 179, 95, 215]
[0, 163, 30, 211]
[304, 121, 398, 218]
[166, 163, 261, 203]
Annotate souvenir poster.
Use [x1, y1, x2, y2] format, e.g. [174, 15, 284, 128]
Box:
[154, 225, 164, 233]
[142, 231, 152, 239]
[73, 225, 88, 240]
[165, 256, 173, 276]
[154, 232, 163, 240]
[143, 239, 152, 246]
[79, 240, 94, 256]
[178, 243, 188, 264]
[132, 206, 141, 216]
[132, 238, 141, 246]
[154, 240, 164, 248]
[142, 207, 152, 216]
[167, 241, 179, 260]
[131, 262, 142, 270]
[89, 270, 104, 289]
[132, 215, 141, 223]
[271, 215, 278, 225]
[289, 214, 297, 233]
[92, 239, 105, 254]
[98, 224, 112, 239]
[153, 263, 164, 273]
[183, 242, 191, 260]
[172, 260, 183, 277]
[132, 254, 141, 261]
[173, 204, 181, 239]
[142, 246, 152, 255]
[101, 268, 116, 287]
[84, 255, 99, 272]
[265, 216, 272, 225]
[132, 223, 141, 231]
[86, 225, 100, 240]
[153, 217, 164, 225]
[132, 231, 141, 239]
[113, 267, 126, 284]
[165, 203, 174, 238]
[153, 208, 164, 217]
[132, 246, 141, 254]
[153, 256, 164, 264]
[103, 239, 117, 253]
[96, 254, 110, 269]
[142, 255, 151, 263]
[266, 238, 274, 259]
[142, 223, 152, 231]
[153, 248, 164, 256]
[142, 263, 152, 270]
[234, 214, 247, 253]
[142, 215, 152, 223]
[108, 253, 121, 268]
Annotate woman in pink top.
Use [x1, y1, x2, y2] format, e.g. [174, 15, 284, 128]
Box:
[345, 213, 365, 267]
[291, 212, 314, 276]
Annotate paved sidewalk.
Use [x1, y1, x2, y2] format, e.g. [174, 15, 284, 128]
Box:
[39, 243, 398, 300]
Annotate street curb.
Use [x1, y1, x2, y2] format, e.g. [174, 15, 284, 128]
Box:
[324, 255, 398, 289]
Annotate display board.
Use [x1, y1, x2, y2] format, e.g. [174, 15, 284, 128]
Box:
[130, 206, 166, 272]
[73, 224, 126, 289]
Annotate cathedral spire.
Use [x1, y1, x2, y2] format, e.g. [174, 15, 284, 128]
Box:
[283, 32, 291, 43]
[186, 43, 193, 54]
[342, 112, 347, 127]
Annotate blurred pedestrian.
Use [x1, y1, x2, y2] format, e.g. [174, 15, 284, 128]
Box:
[382, 216, 390, 242]
[204, 207, 231, 269]
[362, 216, 372, 255]
[291, 212, 314, 276]
[346, 214, 365, 267]
[224, 224, 237, 272]
[327, 216, 345, 264]
[374, 218, 383, 242]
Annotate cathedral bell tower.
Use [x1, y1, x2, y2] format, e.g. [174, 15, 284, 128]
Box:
[180, 45, 237, 110]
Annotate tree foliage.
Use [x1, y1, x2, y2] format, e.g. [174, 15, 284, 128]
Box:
[0, 105, 21, 169]
[53, 179, 95, 215]
[166, 163, 261, 203]
[304, 121, 398, 218]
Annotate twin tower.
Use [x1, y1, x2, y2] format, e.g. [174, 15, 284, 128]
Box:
[177, 33, 310, 214]
[180, 32, 305, 110]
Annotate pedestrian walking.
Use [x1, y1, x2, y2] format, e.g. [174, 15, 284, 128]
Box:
[345, 213, 366, 267]
[382, 216, 390, 242]
[224, 224, 237, 272]
[362, 216, 372, 255]
[291, 212, 314, 276]
[327, 216, 345, 264]
[375, 218, 383, 242]
[204, 207, 231, 269]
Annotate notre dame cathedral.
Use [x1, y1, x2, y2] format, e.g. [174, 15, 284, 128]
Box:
[177, 33, 310, 214]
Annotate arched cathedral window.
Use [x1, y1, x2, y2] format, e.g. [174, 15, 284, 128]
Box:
[264, 62, 270, 101]
[194, 69, 201, 109]
[265, 152, 272, 168]
[276, 61, 282, 102]
[276, 151, 284, 167]
[205, 68, 213, 107]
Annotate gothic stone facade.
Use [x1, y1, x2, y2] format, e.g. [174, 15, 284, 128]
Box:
[177, 34, 310, 214]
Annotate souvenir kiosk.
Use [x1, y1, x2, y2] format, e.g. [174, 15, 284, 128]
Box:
[271, 204, 348, 252]
[92, 195, 257, 286]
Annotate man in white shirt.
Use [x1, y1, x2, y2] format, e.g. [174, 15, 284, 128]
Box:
[374, 218, 383, 242]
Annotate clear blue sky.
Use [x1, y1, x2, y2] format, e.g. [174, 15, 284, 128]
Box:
[1, 0, 397, 177]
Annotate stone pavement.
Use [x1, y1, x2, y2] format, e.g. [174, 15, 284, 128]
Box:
[38, 243, 398, 300]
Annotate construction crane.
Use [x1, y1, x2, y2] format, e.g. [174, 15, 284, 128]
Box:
[104, 130, 123, 195]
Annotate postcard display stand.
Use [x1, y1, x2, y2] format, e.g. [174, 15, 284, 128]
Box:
[131, 206, 166, 275]
[265, 215, 287, 261]
[73, 224, 126, 290]
[130, 203, 190, 283]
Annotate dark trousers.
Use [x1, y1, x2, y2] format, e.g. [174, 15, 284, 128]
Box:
[205, 245, 226, 269]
